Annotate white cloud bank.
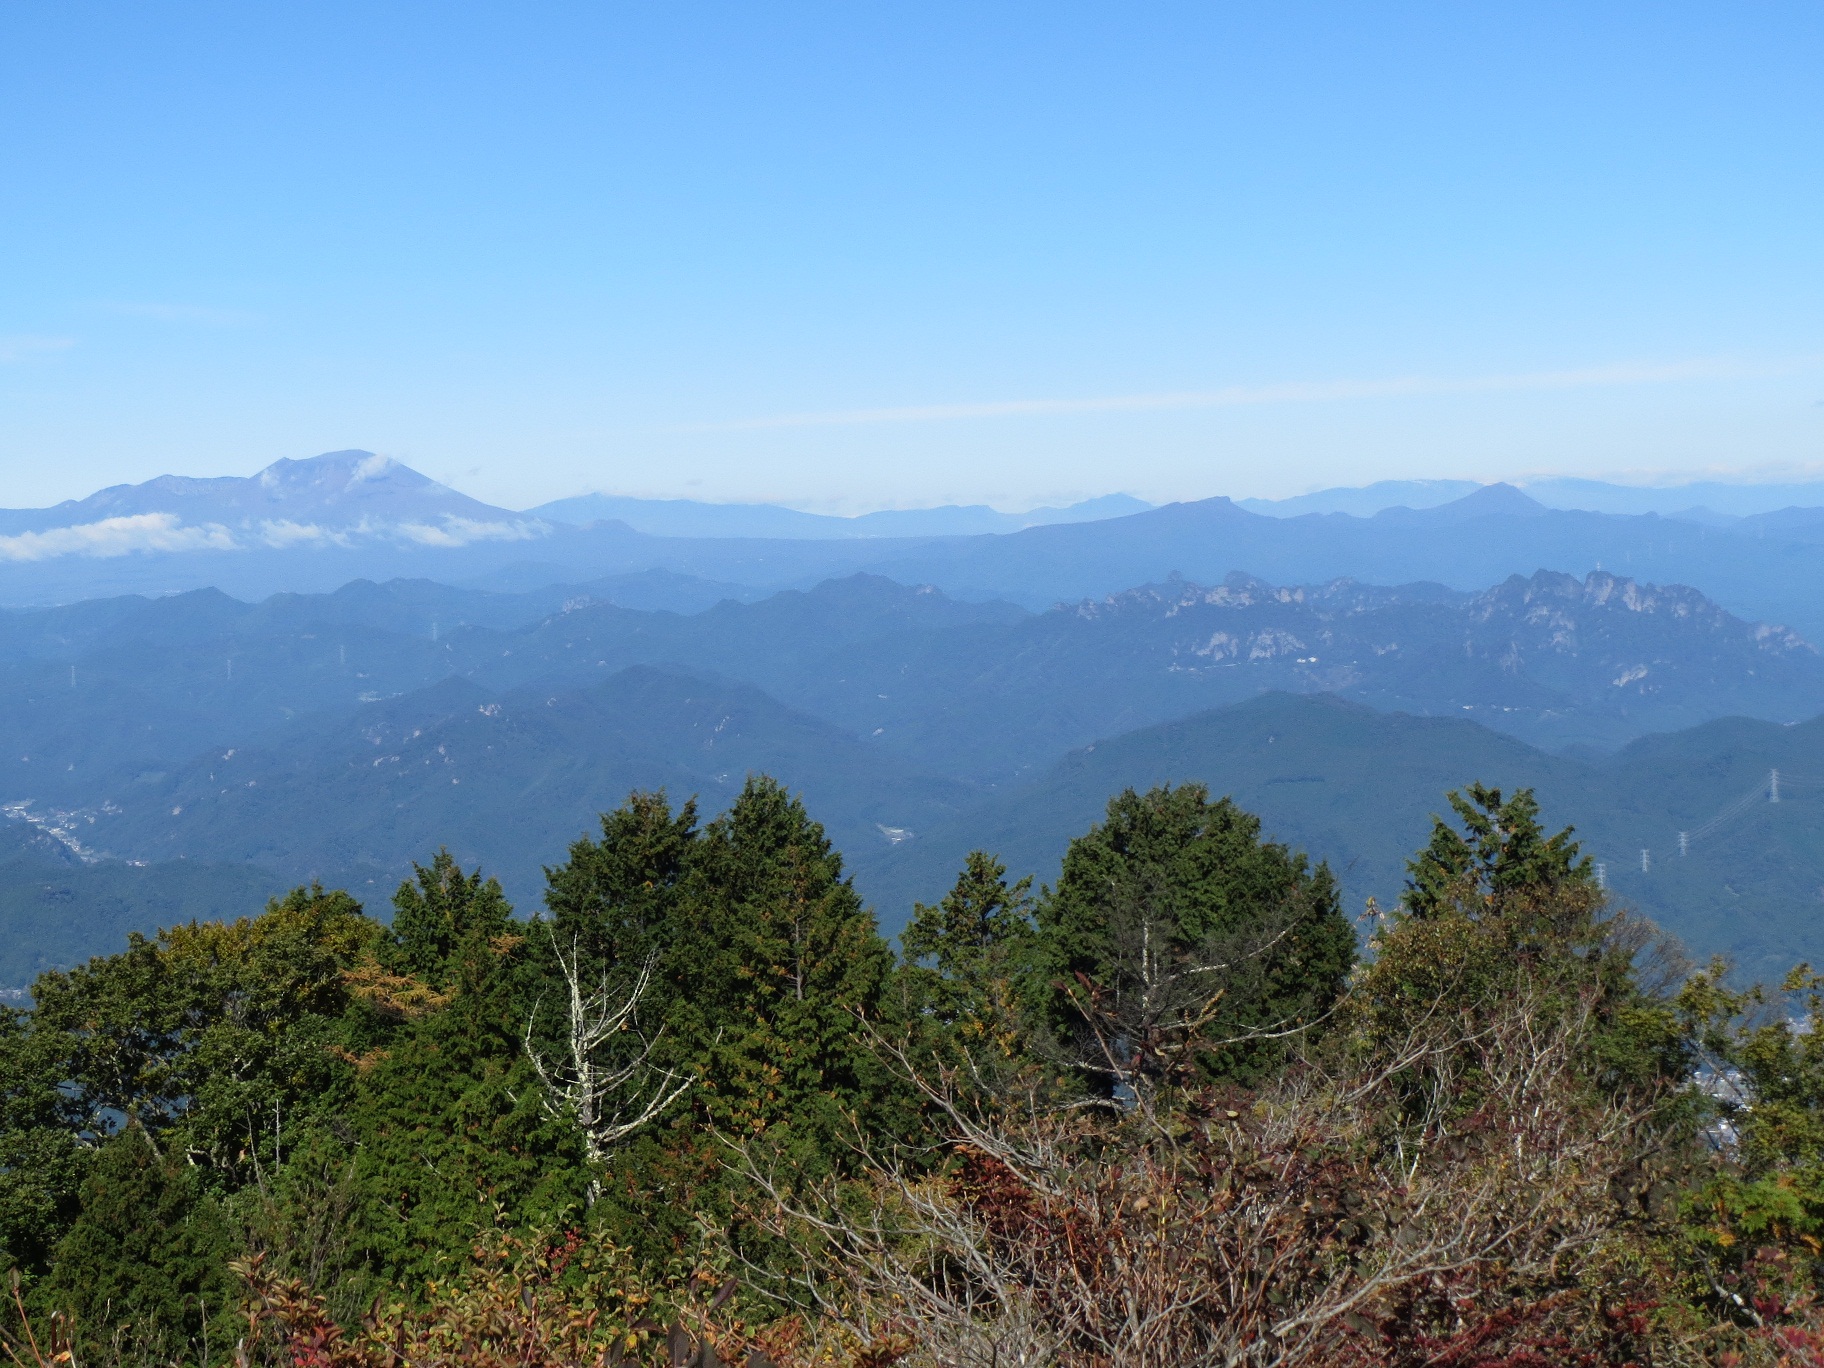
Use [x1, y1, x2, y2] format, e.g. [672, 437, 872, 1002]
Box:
[393, 517, 549, 547]
[0, 512, 550, 563]
[256, 520, 350, 549]
[0, 514, 238, 562]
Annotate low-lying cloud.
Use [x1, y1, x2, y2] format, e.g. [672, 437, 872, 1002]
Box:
[393, 517, 549, 548]
[0, 514, 238, 562]
[0, 511, 551, 563]
[257, 520, 350, 549]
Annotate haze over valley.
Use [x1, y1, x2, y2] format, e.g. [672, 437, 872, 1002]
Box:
[3, 450, 1824, 988]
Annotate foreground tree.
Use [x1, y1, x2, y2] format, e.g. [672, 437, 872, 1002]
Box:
[32, 779, 1824, 1365]
[541, 789, 699, 987]
[1035, 783, 1355, 1094]
[388, 848, 515, 987]
[1404, 782, 1593, 918]
[0, 1006, 85, 1283]
[900, 851, 1040, 1037]
[42, 1129, 236, 1365]
[746, 953, 1678, 1367]
[522, 928, 689, 1202]
[677, 776, 903, 1169]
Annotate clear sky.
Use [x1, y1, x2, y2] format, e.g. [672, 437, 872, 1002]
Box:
[3, 3, 1823, 513]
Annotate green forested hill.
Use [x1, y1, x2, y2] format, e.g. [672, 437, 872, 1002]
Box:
[8, 687, 1824, 986]
[80, 664, 976, 915]
[6, 566, 1824, 987]
[0, 819, 280, 987]
[856, 692, 1824, 984]
[3, 566, 1818, 808]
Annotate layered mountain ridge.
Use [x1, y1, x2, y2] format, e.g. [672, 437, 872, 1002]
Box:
[12, 453, 1824, 648]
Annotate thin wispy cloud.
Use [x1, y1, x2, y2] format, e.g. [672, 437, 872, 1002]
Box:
[0, 335, 76, 363]
[686, 356, 1819, 433]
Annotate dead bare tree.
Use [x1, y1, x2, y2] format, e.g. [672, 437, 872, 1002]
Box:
[522, 927, 690, 1202]
[730, 977, 1679, 1368]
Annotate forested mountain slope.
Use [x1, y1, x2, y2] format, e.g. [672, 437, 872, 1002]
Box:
[77, 665, 975, 913]
[0, 566, 1810, 809]
[2, 562, 1822, 985]
[860, 692, 1824, 984]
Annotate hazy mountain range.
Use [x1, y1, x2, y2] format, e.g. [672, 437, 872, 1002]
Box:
[0, 562, 1820, 986]
[1237, 476, 1824, 519]
[5, 449, 1824, 990]
[8, 452, 1824, 638]
[527, 490, 1153, 538]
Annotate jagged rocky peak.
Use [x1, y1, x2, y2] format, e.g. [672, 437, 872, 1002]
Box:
[1466, 569, 1816, 657]
[1076, 570, 1462, 620]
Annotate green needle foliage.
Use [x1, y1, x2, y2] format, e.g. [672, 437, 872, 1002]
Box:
[388, 849, 515, 987]
[1405, 781, 1594, 918]
[1035, 783, 1355, 1091]
[44, 1129, 237, 1365]
[15, 772, 1824, 1364]
[901, 850, 1041, 1037]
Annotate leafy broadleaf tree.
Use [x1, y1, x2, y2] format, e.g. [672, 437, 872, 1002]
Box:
[1036, 783, 1355, 1093]
[0, 1006, 86, 1283]
[26, 886, 378, 1187]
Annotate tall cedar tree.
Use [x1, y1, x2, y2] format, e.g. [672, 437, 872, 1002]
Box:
[43, 1128, 236, 1364]
[1037, 783, 1355, 1089]
[539, 791, 712, 1261]
[676, 776, 902, 1174]
[1364, 784, 1683, 1109]
[329, 862, 586, 1303]
[1405, 783, 1594, 918]
[541, 790, 699, 995]
[389, 849, 515, 987]
[901, 851, 1041, 1056]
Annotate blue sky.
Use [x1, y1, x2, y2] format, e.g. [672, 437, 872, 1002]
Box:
[3, 2, 1823, 512]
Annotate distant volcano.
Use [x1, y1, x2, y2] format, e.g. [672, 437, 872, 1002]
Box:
[0, 451, 549, 561]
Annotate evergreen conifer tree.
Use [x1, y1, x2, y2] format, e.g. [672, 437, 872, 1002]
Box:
[44, 1128, 235, 1363]
[1036, 783, 1354, 1091]
[1404, 783, 1594, 918]
[679, 776, 900, 1170]
[540, 790, 698, 990]
[901, 851, 1040, 1040]
[390, 849, 515, 987]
